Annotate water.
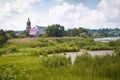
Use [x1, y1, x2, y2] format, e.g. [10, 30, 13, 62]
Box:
[48, 50, 114, 64]
[94, 37, 120, 42]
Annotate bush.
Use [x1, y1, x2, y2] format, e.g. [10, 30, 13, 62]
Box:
[115, 46, 120, 56]
[41, 56, 71, 68]
[0, 46, 18, 56]
[83, 45, 113, 51]
[6, 46, 18, 54]
[0, 49, 6, 56]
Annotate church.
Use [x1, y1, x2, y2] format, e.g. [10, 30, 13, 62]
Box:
[26, 18, 46, 37]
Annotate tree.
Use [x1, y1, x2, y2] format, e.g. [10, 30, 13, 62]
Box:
[0, 29, 8, 47]
[21, 30, 29, 37]
[6, 30, 16, 39]
[45, 24, 65, 37]
[79, 32, 88, 38]
[66, 27, 88, 37]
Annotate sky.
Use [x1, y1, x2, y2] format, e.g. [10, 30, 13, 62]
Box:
[0, 0, 120, 30]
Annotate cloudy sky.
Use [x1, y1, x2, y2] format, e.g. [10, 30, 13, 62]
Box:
[0, 0, 120, 30]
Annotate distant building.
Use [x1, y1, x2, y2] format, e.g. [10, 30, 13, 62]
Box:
[26, 18, 46, 37]
[29, 25, 46, 37]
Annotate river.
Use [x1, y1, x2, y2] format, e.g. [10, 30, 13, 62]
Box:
[94, 37, 120, 42]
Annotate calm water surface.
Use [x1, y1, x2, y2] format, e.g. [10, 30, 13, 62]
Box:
[94, 37, 120, 42]
[49, 50, 114, 64]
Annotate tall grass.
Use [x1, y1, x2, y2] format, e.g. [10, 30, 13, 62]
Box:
[1, 37, 115, 56]
[0, 38, 120, 80]
[41, 55, 71, 68]
[74, 52, 120, 80]
[1, 38, 81, 56]
[0, 53, 120, 80]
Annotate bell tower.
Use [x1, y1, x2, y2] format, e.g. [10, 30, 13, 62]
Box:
[26, 18, 31, 32]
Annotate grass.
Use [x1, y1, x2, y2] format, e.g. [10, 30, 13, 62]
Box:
[0, 37, 114, 56]
[0, 38, 120, 80]
[1, 38, 81, 56]
[0, 53, 120, 80]
[0, 56, 41, 80]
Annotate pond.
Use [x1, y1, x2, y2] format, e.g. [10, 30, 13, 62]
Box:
[49, 49, 114, 64]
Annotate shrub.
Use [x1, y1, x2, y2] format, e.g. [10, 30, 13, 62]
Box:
[6, 45, 18, 54]
[0, 46, 18, 56]
[0, 49, 6, 56]
[41, 56, 71, 68]
[115, 46, 120, 56]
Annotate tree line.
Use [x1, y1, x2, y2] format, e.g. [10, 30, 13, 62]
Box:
[1, 24, 120, 41]
[44, 24, 88, 38]
[43, 24, 120, 38]
[88, 28, 120, 38]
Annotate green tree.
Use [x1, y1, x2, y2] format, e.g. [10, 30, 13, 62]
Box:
[45, 24, 65, 37]
[69, 28, 79, 36]
[21, 30, 29, 37]
[79, 32, 88, 38]
[0, 29, 8, 47]
[67, 27, 88, 37]
[6, 30, 16, 39]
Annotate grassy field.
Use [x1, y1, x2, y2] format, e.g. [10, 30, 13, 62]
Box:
[0, 37, 114, 56]
[0, 37, 120, 80]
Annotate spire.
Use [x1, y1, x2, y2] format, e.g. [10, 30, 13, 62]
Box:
[27, 18, 31, 27]
[26, 18, 31, 32]
[28, 18, 30, 21]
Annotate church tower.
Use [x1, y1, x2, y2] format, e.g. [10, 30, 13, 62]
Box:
[26, 18, 31, 33]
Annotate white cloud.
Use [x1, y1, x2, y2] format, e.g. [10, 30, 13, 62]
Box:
[56, 0, 64, 2]
[0, 0, 120, 30]
[0, 0, 43, 30]
[98, 0, 120, 22]
[45, 0, 120, 29]
[48, 3, 74, 22]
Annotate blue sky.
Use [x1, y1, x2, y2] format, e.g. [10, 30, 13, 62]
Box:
[0, 0, 120, 30]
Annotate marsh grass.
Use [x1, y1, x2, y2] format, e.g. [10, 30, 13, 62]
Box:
[0, 53, 120, 80]
[1, 38, 81, 56]
[0, 38, 120, 80]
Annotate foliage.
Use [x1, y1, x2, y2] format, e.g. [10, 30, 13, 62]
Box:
[6, 30, 16, 39]
[0, 29, 8, 47]
[79, 32, 88, 38]
[0, 38, 80, 56]
[0, 37, 116, 56]
[109, 40, 120, 56]
[0, 38, 120, 80]
[41, 56, 71, 68]
[74, 54, 120, 80]
[45, 24, 65, 37]
[88, 28, 120, 37]
[109, 40, 120, 47]
[66, 27, 88, 37]
[0, 53, 120, 80]
[21, 30, 29, 37]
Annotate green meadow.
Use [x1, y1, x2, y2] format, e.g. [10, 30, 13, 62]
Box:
[0, 37, 120, 80]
